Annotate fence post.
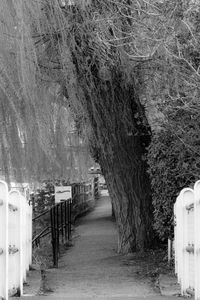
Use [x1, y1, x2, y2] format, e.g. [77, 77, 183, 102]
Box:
[174, 200, 178, 276]
[60, 202, 64, 244]
[50, 207, 56, 267]
[168, 238, 172, 265]
[93, 177, 99, 200]
[53, 205, 58, 267]
[176, 191, 185, 286]
[181, 189, 194, 295]
[0, 182, 33, 299]
[21, 194, 29, 283]
[8, 191, 23, 297]
[0, 180, 8, 300]
[56, 204, 59, 257]
[69, 199, 72, 238]
[64, 201, 67, 242]
[67, 200, 70, 239]
[29, 201, 33, 268]
[194, 181, 200, 300]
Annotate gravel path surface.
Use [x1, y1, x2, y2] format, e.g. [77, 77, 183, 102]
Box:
[19, 192, 172, 299]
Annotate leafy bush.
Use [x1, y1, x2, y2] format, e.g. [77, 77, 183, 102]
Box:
[147, 106, 200, 241]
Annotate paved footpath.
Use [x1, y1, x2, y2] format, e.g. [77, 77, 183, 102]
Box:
[14, 192, 176, 300]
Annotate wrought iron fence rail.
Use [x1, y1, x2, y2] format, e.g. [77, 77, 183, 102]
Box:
[32, 178, 99, 268]
[32, 208, 49, 221]
[32, 226, 50, 245]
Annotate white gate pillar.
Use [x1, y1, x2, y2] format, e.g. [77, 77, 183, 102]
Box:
[0, 181, 9, 300]
[194, 181, 200, 300]
[181, 189, 194, 295]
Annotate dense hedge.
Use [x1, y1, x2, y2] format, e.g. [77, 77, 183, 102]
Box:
[147, 107, 200, 241]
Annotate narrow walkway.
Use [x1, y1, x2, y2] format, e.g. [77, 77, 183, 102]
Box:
[18, 192, 174, 299]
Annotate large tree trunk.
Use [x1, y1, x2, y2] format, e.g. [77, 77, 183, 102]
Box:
[88, 73, 153, 253]
[100, 139, 153, 253]
[66, 25, 154, 252]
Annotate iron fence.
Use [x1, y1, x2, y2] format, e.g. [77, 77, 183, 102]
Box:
[50, 199, 72, 267]
[32, 178, 98, 267]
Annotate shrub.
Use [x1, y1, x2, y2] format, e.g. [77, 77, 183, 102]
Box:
[147, 106, 200, 241]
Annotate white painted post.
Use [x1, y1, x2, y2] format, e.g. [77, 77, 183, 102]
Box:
[176, 192, 184, 285]
[29, 202, 33, 267]
[175, 182, 200, 299]
[20, 194, 27, 283]
[174, 201, 178, 275]
[186, 194, 195, 291]
[0, 182, 33, 299]
[0, 180, 9, 300]
[194, 180, 200, 300]
[8, 191, 17, 296]
[25, 200, 28, 274]
[19, 192, 24, 295]
[25, 196, 29, 280]
[168, 238, 172, 264]
[181, 188, 194, 295]
[25, 197, 32, 274]
[9, 190, 23, 296]
[26, 200, 29, 273]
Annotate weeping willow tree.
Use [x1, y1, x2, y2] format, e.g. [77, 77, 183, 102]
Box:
[26, 0, 154, 252]
[1, 0, 199, 252]
[0, 0, 93, 185]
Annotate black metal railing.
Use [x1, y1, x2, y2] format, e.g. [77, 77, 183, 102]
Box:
[32, 209, 50, 247]
[32, 198, 72, 267]
[93, 177, 99, 199]
[50, 199, 72, 267]
[32, 178, 99, 267]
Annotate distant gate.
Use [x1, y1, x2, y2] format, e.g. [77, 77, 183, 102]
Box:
[0, 180, 32, 300]
[174, 180, 200, 300]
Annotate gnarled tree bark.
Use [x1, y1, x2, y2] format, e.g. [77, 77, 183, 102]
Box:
[86, 72, 153, 253]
